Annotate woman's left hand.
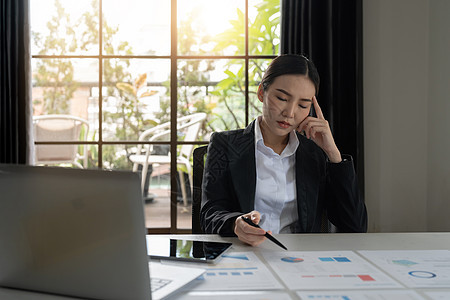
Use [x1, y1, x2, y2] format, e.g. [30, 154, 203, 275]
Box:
[297, 96, 342, 163]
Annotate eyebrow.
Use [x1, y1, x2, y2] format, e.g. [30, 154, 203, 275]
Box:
[275, 88, 312, 102]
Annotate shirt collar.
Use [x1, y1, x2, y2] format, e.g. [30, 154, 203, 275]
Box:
[254, 116, 264, 145]
[254, 117, 299, 158]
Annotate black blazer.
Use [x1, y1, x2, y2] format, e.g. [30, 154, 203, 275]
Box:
[200, 120, 368, 236]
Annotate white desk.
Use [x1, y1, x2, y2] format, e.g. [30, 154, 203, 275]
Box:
[157, 233, 450, 300]
[1, 233, 450, 299]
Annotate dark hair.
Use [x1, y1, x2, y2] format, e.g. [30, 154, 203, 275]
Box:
[260, 54, 320, 95]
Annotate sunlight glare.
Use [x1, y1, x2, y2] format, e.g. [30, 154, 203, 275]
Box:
[178, 0, 242, 36]
[178, 0, 243, 55]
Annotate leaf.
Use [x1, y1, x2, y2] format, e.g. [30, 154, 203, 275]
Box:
[206, 102, 217, 110]
[139, 90, 158, 98]
[178, 164, 188, 174]
[216, 77, 234, 90]
[224, 70, 236, 79]
[116, 82, 136, 95]
[237, 65, 244, 78]
[236, 8, 244, 22]
[134, 73, 147, 90]
[209, 90, 221, 96]
[263, 43, 273, 55]
[143, 119, 158, 127]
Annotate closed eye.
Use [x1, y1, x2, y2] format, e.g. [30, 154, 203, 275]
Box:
[277, 96, 287, 102]
[299, 104, 307, 109]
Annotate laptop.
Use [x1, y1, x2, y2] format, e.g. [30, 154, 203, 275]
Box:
[0, 164, 204, 300]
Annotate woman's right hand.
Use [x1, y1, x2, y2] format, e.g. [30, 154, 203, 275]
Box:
[234, 210, 270, 247]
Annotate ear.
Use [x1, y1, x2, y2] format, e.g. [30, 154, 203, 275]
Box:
[257, 84, 264, 102]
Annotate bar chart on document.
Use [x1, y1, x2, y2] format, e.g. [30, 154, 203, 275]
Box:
[359, 250, 450, 288]
[191, 252, 283, 291]
[262, 251, 402, 290]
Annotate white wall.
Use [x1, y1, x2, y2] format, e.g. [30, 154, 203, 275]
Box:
[364, 0, 449, 232]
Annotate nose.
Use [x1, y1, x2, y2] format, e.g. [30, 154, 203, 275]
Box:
[282, 102, 296, 118]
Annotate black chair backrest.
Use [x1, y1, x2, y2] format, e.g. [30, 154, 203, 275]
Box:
[192, 145, 208, 234]
[321, 212, 335, 233]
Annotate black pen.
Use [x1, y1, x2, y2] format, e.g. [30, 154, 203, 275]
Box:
[241, 216, 288, 250]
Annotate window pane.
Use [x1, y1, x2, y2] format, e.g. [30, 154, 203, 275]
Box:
[34, 144, 97, 169]
[249, 0, 281, 55]
[103, 144, 173, 228]
[31, 0, 98, 55]
[102, 0, 170, 55]
[178, 0, 244, 56]
[102, 144, 135, 170]
[32, 58, 98, 142]
[178, 59, 245, 141]
[102, 59, 170, 141]
[249, 59, 272, 120]
[174, 164, 193, 229]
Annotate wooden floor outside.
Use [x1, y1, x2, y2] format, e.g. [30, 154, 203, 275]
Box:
[143, 188, 193, 230]
[140, 165, 193, 230]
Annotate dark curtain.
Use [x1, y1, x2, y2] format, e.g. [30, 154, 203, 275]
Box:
[281, 0, 364, 195]
[0, 0, 32, 164]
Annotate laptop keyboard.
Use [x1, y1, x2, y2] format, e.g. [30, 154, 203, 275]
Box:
[151, 277, 173, 292]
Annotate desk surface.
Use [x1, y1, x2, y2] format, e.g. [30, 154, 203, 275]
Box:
[171, 232, 450, 251]
[1, 232, 450, 300]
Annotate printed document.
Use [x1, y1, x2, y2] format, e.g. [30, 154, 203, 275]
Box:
[296, 289, 425, 300]
[424, 291, 450, 300]
[359, 250, 450, 288]
[262, 250, 401, 290]
[175, 290, 292, 300]
[163, 251, 283, 291]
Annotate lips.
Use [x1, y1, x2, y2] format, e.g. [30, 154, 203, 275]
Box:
[277, 121, 291, 129]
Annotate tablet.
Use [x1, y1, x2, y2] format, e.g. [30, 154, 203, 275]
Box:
[147, 239, 232, 263]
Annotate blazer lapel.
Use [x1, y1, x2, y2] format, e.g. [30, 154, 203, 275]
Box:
[229, 121, 256, 213]
[295, 137, 308, 232]
[295, 133, 323, 232]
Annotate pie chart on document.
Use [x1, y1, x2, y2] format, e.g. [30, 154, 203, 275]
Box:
[281, 257, 304, 263]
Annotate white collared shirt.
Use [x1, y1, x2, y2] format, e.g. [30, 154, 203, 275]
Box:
[254, 117, 299, 234]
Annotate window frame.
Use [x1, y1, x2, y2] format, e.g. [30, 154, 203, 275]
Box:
[32, 0, 278, 234]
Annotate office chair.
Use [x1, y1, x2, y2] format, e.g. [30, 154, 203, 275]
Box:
[33, 115, 89, 168]
[191, 145, 208, 234]
[321, 212, 335, 233]
[130, 113, 207, 206]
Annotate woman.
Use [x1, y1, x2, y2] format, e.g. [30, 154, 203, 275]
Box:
[200, 54, 367, 246]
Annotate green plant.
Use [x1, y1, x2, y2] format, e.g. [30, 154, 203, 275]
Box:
[210, 0, 281, 129]
[155, 8, 218, 138]
[115, 73, 159, 140]
[77, 0, 135, 169]
[33, 0, 78, 115]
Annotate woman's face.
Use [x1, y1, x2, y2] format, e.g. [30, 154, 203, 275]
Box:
[259, 74, 316, 139]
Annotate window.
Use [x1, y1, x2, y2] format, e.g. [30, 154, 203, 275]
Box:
[31, 0, 280, 233]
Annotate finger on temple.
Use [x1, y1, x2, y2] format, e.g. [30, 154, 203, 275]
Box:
[313, 96, 325, 119]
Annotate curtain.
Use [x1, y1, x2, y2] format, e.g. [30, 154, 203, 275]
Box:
[0, 0, 32, 164]
[281, 0, 364, 194]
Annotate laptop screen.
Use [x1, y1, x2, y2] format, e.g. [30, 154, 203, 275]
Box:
[0, 165, 151, 300]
